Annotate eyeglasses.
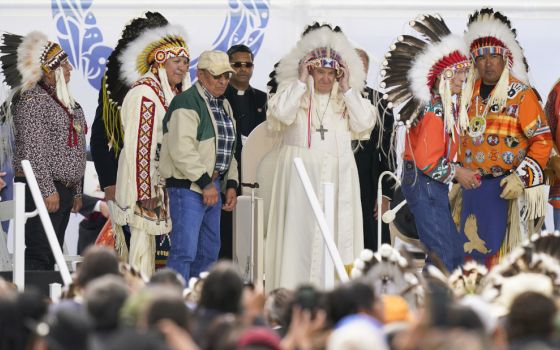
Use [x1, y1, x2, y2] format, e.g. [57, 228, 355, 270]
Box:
[208, 72, 232, 80]
[231, 62, 254, 68]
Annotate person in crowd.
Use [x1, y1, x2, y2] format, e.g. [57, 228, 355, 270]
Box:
[32, 308, 92, 350]
[237, 327, 282, 350]
[458, 8, 552, 266]
[264, 23, 376, 291]
[219, 44, 267, 259]
[159, 50, 238, 282]
[353, 48, 395, 252]
[144, 287, 191, 332]
[149, 267, 186, 294]
[111, 15, 191, 277]
[0, 31, 86, 270]
[382, 15, 479, 271]
[53, 246, 121, 312]
[264, 288, 294, 337]
[506, 291, 559, 350]
[325, 280, 384, 327]
[84, 274, 130, 350]
[189, 261, 245, 346]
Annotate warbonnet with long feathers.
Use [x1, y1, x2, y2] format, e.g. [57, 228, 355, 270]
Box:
[464, 8, 530, 111]
[441, 232, 560, 317]
[117, 24, 190, 86]
[11, 31, 48, 91]
[0, 31, 74, 164]
[381, 14, 471, 133]
[351, 244, 424, 309]
[481, 233, 560, 310]
[273, 24, 365, 93]
[464, 8, 529, 85]
[101, 12, 168, 154]
[100, 12, 190, 154]
[117, 22, 190, 108]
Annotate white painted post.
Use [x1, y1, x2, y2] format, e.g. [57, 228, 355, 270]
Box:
[49, 283, 62, 303]
[13, 182, 27, 291]
[323, 182, 335, 289]
[377, 171, 401, 252]
[21, 160, 72, 286]
[293, 158, 349, 283]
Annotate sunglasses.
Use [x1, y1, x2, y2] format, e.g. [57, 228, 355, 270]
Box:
[208, 71, 232, 80]
[231, 61, 254, 68]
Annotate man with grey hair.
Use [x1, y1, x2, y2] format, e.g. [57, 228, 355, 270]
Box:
[160, 50, 239, 282]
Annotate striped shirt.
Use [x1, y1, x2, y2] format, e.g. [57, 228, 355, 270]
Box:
[202, 88, 235, 175]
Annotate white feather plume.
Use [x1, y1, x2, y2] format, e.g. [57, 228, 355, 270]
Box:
[274, 26, 365, 93]
[408, 34, 470, 103]
[17, 31, 48, 91]
[118, 24, 189, 86]
[464, 13, 530, 85]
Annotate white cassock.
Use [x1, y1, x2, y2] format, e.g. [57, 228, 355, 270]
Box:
[264, 79, 375, 291]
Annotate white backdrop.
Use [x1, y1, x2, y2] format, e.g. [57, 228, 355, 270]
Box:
[2, 0, 560, 251]
[2, 0, 560, 130]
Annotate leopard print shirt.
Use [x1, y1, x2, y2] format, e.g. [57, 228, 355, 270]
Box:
[12, 84, 87, 197]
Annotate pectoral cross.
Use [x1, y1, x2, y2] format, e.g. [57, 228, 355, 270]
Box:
[316, 124, 328, 140]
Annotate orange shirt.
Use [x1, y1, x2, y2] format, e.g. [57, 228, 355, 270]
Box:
[403, 97, 459, 184]
[459, 77, 552, 187]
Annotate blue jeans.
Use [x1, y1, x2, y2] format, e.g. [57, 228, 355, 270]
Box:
[166, 181, 222, 282]
[554, 208, 560, 232]
[401, 162, 463, 271]
[0, 158, 13, 233]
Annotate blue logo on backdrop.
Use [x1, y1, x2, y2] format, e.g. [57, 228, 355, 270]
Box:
[51, 0, 112, 90]
[188, 0, 270, 81]
[51, 0, 270, 89]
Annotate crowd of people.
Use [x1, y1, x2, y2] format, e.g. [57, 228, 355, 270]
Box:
[0, 5, 560, 349]
[0, 238, 559, 350]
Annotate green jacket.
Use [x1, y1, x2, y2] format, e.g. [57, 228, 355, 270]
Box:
[159, 82, 238, 194]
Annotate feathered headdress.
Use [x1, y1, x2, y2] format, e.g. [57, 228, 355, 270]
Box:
[464, 8, 530, 109]
[448, 261, 489, 297]
[101, 12, 190, 154]
[273, 23, 365, 94]
[0, 31, 74, 164]
[478, 232, 560, 316]
[0, 31, 68, 92]
[351, 244, 424, 309]
[381, 14, 472, 133]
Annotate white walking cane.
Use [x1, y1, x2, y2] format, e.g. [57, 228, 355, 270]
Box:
[241, 181, 259, 282]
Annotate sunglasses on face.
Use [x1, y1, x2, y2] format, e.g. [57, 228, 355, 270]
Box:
[231, 61, 254, 68]
[208, 71, 232, 80]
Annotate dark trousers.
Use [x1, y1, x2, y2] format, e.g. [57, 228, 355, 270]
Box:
[218, 209, 233, 259]
[15, 177, 74, 270]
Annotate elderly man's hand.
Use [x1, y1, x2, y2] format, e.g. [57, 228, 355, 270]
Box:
[222, 188, 237, 211]
[202, 184, 219, 206]
[298, 54, 312, 83]
[0, 172, 6, 192]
